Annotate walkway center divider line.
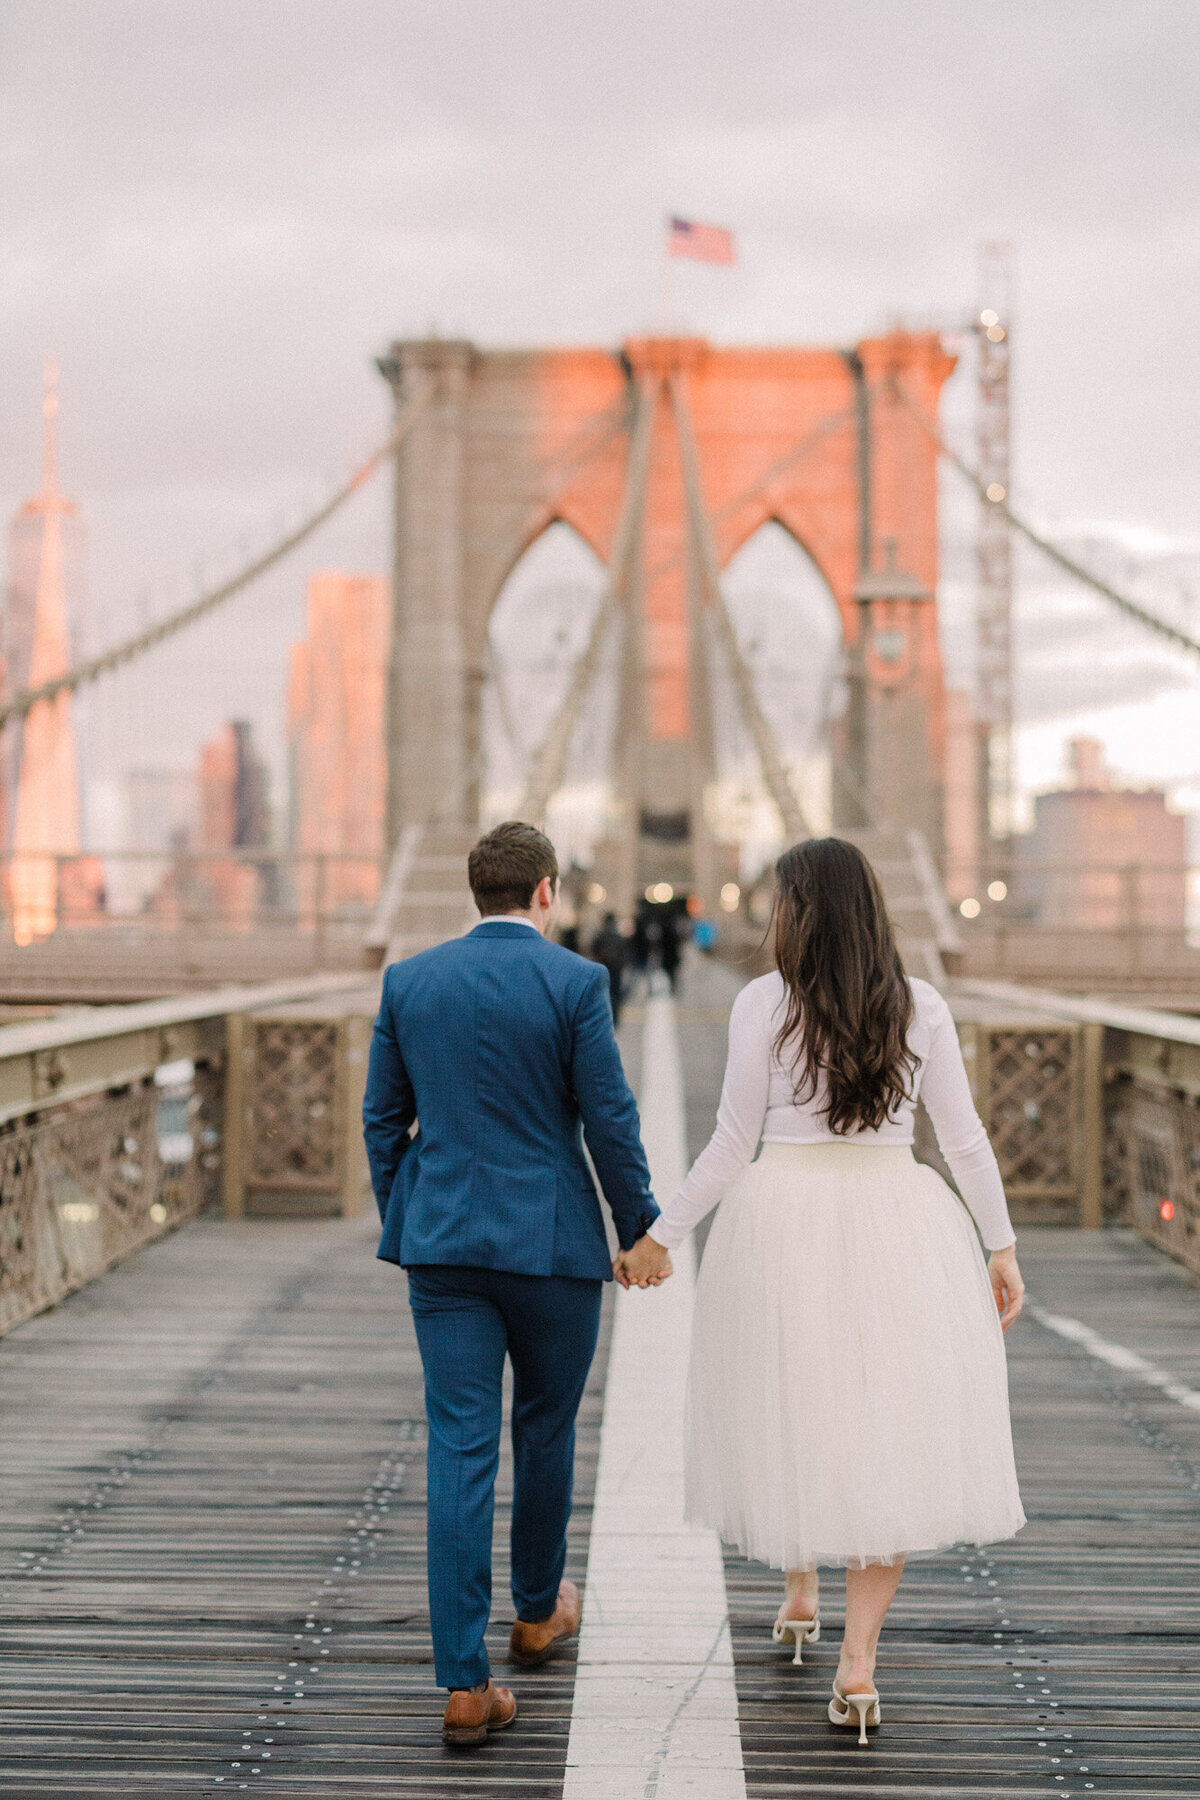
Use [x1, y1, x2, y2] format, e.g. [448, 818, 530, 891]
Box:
[564, 992, 747, 1800]
[1031, 1304, 1200, 1414]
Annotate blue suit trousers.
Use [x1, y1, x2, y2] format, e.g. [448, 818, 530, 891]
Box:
[407, 1265, 603, 1691]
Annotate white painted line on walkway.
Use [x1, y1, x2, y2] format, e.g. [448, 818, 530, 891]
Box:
[564, 992, 747, 1800]
[1032, 1305, 1200, 1413]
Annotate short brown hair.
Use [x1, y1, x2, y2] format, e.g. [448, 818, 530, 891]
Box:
[468, 821, 559, 915]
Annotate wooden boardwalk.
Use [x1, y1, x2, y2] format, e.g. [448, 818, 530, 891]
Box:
[1, 960, 1198, 1795]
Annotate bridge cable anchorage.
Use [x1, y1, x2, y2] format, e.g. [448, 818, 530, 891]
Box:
[516, 375, 658, 824]
[0, 377, 437, 734]
[893, 381, 1200, 663]
[669, 372, 814, 844]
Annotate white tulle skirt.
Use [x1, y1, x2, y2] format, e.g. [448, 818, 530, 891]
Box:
[685, 1143, 1026, 1569]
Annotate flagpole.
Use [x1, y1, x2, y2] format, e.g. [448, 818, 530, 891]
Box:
[658, 216, 675, 333]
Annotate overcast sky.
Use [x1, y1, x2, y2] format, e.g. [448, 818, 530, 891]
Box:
[2, 0, 1199, 840]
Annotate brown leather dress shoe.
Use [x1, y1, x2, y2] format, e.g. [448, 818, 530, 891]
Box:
[442, 1679, 517, 1746]
[508, 1577, 582, 1667]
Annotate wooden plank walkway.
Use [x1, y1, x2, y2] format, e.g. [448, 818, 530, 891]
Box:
[0, 1211, 613, 1795]
[0, 956, 1197, 1795]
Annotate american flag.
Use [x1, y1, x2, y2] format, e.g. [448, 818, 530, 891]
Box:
[666, 216, 736, 265]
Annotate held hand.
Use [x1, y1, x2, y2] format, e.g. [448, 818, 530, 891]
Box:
[988, 1244, 1024, 1333]
[613, 1234, 673, 1290]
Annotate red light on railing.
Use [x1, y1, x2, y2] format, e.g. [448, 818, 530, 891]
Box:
[1160, 1200, 1175, 1222]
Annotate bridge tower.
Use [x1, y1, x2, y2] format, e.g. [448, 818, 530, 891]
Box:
[378, 330, 955, 906]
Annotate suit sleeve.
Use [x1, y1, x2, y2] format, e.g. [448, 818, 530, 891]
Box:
[571, 964, 658, 1250]
[362, 973, 417, 1223]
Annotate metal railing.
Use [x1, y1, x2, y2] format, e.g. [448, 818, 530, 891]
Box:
[5, 959, 1200, 1341]
[0, 850, 385, 937]
[948, 979, 1200, 1276]
[0, 971, 370, 1336]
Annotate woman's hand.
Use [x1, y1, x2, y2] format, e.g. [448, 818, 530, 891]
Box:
[613, 1234, 673, 1289]
[988, 1244, 1024, 1333]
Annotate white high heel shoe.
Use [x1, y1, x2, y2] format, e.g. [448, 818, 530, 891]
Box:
[828, 1679, 881, 1746]
[771, 1605, 821, 1665]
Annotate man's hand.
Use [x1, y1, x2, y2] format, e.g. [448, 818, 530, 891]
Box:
[614, 1233, 673, 1290]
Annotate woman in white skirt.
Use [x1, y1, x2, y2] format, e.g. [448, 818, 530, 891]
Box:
[617, 837, 1026, 1744]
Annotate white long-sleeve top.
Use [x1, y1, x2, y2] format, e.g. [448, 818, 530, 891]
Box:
[649, 974, 1016, 1253]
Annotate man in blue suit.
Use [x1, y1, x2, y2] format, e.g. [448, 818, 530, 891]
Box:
[363, 820, 665, 1745]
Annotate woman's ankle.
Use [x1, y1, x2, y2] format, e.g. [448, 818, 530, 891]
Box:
[836, 1653, 875, 1692]
[782, 1575, 819, 1620]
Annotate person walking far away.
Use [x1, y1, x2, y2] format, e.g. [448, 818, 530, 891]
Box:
[617, 837, 1025, 1746]
[363, 821, 667, 1746]
[589, 909, 629, 1026]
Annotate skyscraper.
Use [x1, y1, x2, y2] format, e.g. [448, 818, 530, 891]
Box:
[6, 363, 93, 944]
[287, 571, 389, 915]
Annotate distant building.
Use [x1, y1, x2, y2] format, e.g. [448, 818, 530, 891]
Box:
[125, 768, 198, 854]
[199, 720, 271, 853]
[6, 364, 102, 942]
[152, 721, 273, 931]
[4, 366, 86, 847]
[1016, 737, 1187, 931]
[287, 571, 389, 915]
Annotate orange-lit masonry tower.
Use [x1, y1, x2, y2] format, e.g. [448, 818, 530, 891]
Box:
[379, 332, 955, 900]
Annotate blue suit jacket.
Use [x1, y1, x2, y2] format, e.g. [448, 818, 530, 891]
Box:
[362, 920, 658, 1280]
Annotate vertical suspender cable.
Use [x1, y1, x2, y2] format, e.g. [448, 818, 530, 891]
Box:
[517, 377, 657, 823]
[669, 374, 813, 844]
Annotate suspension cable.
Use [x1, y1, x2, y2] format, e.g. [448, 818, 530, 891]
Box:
[0, 377, 435, 733]
[517, 377, 656, 822]
[640, 396, 860, 590]
[893, 381, 1200, 663]
[670, 372, 813, 843]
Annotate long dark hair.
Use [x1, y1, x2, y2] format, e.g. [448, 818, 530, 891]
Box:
[771, 837, 918, 1134]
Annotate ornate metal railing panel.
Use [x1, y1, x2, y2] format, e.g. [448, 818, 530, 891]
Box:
[0, 974, 369, 1337]
[955, 979, 1200, 1274]
[962, 1024, 1082, 1224]
[0, 1064, 221, 1337]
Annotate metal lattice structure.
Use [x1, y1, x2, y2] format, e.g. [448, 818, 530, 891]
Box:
[222, 999, 373, 1219]
[1107, 1080, 1200, 1261]
[0, 1069, 220, 1337]
[958, 1020, 1082, 1223]
[247, 1020, 341, 1191]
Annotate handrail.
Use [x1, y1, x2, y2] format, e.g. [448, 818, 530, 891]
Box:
[952, 976, 1200, 1047]
[0, 970, 371, 1064]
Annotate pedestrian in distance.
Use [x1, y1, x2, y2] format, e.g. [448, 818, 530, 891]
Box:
[659, 908, 683, 993]
[589, 909, 629, 1026]
[363, 821, 666, 1747]
[617, 836, 1025, 1746]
